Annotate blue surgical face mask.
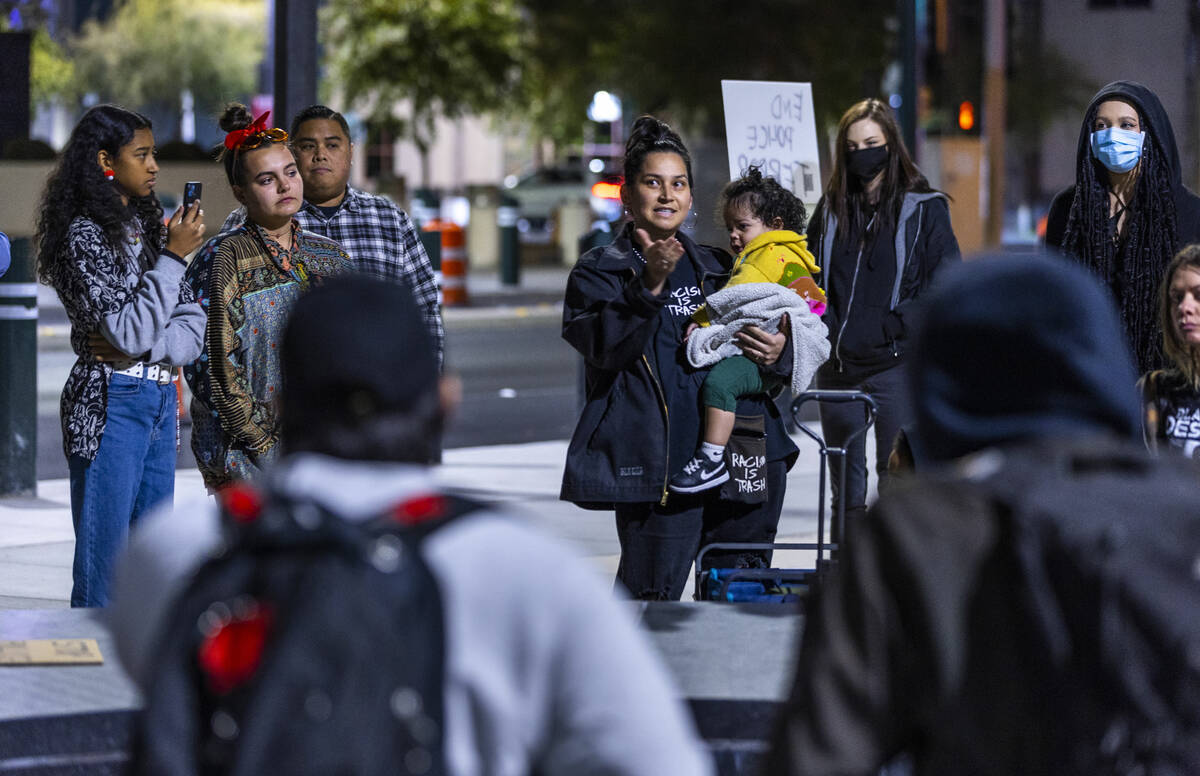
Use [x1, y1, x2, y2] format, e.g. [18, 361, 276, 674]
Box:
[1090, 126, 1145, 173]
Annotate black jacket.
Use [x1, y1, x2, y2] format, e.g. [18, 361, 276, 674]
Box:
[1044, 80, 1200, 375]
[769, 436, 1200, 776]
[767, 256, 1183, 775]
[808, 191, 960, 377]
[560, 227, 795, 507]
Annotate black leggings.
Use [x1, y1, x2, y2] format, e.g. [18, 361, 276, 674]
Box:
[613, 459, 788, 601]
[816, 362, 911, 527]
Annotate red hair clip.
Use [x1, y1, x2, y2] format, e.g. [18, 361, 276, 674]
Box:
[223, 110, 274, 150]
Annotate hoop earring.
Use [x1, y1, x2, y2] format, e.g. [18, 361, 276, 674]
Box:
[103, 168, 115, 181]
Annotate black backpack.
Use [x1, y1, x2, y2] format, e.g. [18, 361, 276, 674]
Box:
[129, 482, 481, 776]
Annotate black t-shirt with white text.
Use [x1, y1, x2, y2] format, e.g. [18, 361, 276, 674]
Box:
[1142, 369, 1200, 458]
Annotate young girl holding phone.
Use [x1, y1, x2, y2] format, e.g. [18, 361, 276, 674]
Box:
[37, 104, 207, 607]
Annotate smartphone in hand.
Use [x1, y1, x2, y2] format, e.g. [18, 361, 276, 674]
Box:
[183, 181, 202, 212]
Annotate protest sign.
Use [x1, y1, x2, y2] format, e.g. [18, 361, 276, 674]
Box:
[721, 80, 822, 211]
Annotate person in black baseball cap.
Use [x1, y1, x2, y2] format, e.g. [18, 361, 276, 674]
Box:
[110, 275, 715, 775]
[280, 274, 456, 463]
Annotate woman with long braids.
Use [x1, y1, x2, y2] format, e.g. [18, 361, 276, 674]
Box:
[1046, 81, 1200, 375]
[37, 104, 207, 607]
[184, 103, 351, 490]
[808, 98, 960, 528]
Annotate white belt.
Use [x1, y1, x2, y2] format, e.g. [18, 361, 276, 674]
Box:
[113, 362, 174, 385]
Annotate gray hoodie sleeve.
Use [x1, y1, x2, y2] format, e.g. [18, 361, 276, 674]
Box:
[99, 254, 202, 362]
[146, 297, 206, 365]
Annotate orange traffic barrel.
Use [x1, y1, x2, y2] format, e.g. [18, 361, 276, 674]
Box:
[439, 222, 468, 306]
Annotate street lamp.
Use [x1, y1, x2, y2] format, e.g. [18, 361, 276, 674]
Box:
[587, 90, 622, 123]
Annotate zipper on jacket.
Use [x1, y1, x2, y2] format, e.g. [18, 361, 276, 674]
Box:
[833, 214, 875, 373]
[642, 353, 671, 506]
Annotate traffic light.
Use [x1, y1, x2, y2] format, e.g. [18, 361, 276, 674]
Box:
[921, 0, 982, 136]
[958, 100, 976, 132]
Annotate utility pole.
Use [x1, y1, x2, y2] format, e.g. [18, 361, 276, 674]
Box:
[0, 32, 32, 155]
[899, 0, 919, 152]
[272, 0, 318, 129]
[0, 33, 35, 497]
[1, 239, 38, 497]
[984, 0, 1006, 247]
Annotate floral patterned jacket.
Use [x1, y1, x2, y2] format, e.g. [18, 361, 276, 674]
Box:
[184, 221, 351, 489]
[46, 216, 204, 460]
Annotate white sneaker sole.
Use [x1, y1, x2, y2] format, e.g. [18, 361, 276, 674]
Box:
[668, 469, 731, 494]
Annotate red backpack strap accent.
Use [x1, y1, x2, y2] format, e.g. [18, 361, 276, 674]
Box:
[390, 493, 448, 526]
[219, 482, 264, 523]
[196, 600, 273, 695]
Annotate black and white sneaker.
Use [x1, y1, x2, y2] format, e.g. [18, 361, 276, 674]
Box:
[669, 454, 729, 494]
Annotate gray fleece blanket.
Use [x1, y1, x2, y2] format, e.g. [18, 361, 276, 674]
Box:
[687, 283, 830, 395]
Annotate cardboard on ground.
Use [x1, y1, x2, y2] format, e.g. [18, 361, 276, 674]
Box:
[0, 639, 103, 665]
[721, 80, 822, 214]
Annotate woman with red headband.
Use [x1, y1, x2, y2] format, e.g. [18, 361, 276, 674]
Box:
[184, 103, 351, 489]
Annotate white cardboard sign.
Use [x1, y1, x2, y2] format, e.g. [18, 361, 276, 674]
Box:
[721, 80, 822, 211]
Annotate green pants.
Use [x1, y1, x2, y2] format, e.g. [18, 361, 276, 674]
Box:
[701, 355, 781, 412]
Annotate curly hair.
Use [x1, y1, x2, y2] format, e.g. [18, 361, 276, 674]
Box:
[719, 166, 807, 232]
[622, 115, 693, 186]
[217, 102, 291, 187]
[1061, 101, 1178, 375]
[825, 98, 934, 244]
[1160, 244, 1200, 386]
[36, 104, 163, 284]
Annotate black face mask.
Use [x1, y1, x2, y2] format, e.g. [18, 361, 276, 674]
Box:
[846, 145, 889, 183]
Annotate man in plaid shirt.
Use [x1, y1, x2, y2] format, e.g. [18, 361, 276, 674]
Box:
[221, 105, 444, 363]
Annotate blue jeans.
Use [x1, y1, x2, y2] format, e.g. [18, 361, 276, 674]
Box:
[68, 374, 177, 607]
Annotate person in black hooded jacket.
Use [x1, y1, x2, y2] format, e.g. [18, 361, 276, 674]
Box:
[1045, 80, 1200, 375]
[560, 117, 798, 601]
[766, 254, 1200, 775]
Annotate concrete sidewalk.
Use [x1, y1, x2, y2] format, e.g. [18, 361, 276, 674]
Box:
[0, 429, 869, 609]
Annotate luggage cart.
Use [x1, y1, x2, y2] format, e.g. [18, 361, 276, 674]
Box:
[693, 389, 878, 602]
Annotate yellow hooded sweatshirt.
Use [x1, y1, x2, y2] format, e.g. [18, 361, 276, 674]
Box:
[692, 229, 826, 326]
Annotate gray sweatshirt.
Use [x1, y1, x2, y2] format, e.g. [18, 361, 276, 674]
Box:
[100, 242, 204, 365]
[109, 455, 715, 776]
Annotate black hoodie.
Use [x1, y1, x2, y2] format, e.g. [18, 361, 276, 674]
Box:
[1045, 80, 1200, 375]
[910, 253, 1140, 463]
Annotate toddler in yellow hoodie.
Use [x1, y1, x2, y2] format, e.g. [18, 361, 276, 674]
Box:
[671, 168, 827, 494]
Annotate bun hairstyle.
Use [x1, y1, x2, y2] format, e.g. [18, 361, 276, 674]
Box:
[217, 102, 289, 186]
[720, 166, 807, 232]
[622, 116, 693, 185]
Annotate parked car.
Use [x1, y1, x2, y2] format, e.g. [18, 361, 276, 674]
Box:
[504, 167, 622, 243]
